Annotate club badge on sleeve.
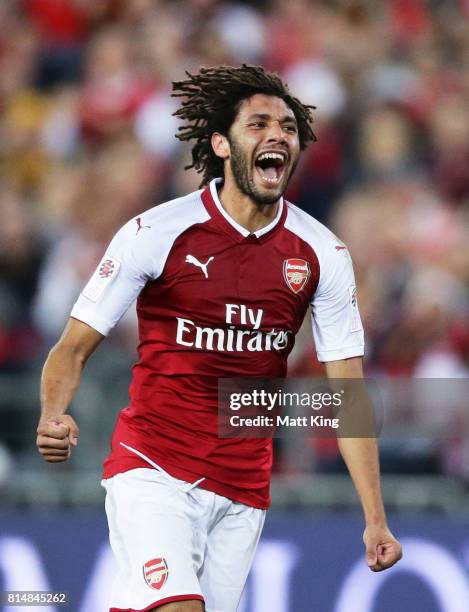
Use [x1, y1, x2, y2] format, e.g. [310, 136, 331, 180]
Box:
[143, 557, 169, 591]
[82, 256, 121, 302]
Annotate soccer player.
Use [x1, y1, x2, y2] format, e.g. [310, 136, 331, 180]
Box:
[37, 65, 402, 612]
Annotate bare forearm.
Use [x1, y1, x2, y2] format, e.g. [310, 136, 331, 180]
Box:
[40, 344, 85, 421]
[338, 436, 386, 526]
[40, 319, 104, 422]
[37, 320, 103, 462]
[325, 358, 387, 526]
[324, 345, 401, 569]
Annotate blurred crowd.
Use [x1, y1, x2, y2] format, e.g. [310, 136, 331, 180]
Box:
[0, 0, 468, 479]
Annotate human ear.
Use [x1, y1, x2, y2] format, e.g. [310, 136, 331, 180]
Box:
[211, 132, 230, 160]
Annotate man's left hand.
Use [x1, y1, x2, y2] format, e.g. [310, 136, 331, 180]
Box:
[363, 525, 402, 572]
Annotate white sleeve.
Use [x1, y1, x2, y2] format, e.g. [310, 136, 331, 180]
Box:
[311, 248, 364, 362]
[70, 220, 158, 336]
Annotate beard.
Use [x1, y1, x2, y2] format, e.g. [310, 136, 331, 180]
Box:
[228, 136, 298, 206]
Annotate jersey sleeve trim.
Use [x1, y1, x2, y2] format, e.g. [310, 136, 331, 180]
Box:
[316, 344, 365, 363]
[69, 311, 116, 337]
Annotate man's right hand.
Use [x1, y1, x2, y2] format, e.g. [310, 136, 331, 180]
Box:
[36, 415, 79, 463]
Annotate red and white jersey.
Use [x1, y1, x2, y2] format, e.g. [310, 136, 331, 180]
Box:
[71, 178, 364, 508]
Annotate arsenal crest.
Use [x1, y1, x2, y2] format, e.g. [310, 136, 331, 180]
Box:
[283, 259, 310, 293]
[143, 558, 169, 591]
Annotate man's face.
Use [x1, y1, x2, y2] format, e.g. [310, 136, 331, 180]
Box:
[225, 94, 301, 205]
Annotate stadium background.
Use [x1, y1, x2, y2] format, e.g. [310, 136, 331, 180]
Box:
[0, 0, 468, 610]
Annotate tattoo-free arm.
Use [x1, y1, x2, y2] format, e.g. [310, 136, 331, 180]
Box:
[325, 357, 402, 571]
[37, 318, 104, 462]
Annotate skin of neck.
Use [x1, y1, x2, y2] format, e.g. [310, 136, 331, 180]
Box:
[217, 164, 281, 234]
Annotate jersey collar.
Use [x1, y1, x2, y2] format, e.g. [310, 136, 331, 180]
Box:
[201, 178, 286, 241]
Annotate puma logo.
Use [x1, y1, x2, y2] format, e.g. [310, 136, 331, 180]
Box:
[136, 217, 151, 234]
[185, 254, 214, 279]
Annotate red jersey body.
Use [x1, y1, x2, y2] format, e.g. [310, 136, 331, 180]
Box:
[71, 179, 364, 508]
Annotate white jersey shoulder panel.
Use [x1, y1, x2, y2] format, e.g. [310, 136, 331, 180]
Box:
[71, 190, 209, 335]
[285, 201, 344, 267]
[285, 202, 365, 362]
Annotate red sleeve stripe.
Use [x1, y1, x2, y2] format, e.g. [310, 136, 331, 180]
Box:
[110, 593, 204, 612]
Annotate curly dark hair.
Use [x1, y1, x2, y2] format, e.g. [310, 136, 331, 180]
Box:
[172, 64, 316, 187]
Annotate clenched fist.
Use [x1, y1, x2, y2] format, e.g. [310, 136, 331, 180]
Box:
[36, 415, 79, 462]
[363, 524, 402, 572]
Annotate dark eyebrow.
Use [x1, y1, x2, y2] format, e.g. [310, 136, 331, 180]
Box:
[247, 113, 298, 124]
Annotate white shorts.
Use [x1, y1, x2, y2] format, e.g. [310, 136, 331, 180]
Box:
[102, 467, 265, 612]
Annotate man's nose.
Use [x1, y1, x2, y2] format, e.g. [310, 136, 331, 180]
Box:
[266, 121, 286, 142]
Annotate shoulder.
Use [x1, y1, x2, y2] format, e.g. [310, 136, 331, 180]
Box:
[284, 201, 347, 259]
[285, 204, 357, 295]
[106, 189, 210, 277]
[142, 189, 207, 223]
[124, 189, 209, 239]
[110, 189, 209, 246]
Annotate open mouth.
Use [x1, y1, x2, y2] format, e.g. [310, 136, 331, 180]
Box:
[254, 151, 287, 187]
